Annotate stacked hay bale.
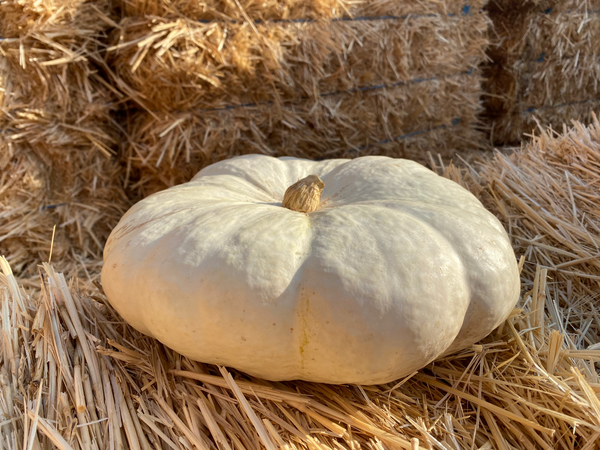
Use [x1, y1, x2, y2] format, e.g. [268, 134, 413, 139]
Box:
[485, 0, 600, 144]
[0, 0, 130, 277]
[109, 0, 491, 196]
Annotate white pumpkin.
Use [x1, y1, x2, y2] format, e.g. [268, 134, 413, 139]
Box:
[102, 155, 520, 385]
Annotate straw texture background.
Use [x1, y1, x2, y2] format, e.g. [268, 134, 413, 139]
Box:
[0, 0, 131, 277]
[108, 0, 490, 196]
[2, 119, 600, 450]
[485, 0, 600, 144]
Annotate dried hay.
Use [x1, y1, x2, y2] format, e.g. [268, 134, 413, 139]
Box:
[2, 118, 600, 449]
[484, 0, 600, 144]
[0, 0, 131, 278]
[0, 0, 119, 106]
[108, 1, 489, 196]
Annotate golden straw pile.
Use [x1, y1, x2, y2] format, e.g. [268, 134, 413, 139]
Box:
[2, 119, 600, 449]
[0, 0, 130, 278]
[108, 0, 490, 196]
[485, 0, 600, 144]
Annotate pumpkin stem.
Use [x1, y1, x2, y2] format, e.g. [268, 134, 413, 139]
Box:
[282, 175, 324, 213]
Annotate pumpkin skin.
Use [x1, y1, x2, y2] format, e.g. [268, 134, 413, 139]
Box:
[102, 155, 520, 385]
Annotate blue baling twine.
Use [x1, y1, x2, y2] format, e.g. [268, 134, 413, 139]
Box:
[534, 51, 600, 63]
[347, 118, 463, 154]
[542, 8, 600, 14]
[40, 203, 68, 210]
[17, 203, 69, 213]
[196, 68, 475, 113]
[324, 69, 474, 98]
[194, 5, 473, 25]
[522, 97, 600, 115]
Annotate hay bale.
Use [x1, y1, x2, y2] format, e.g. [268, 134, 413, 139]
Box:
[484, 0, 600, 144]
[109, 1, 490, 196]
[0, 0, 130, 277]
[2, 118, 600, 449]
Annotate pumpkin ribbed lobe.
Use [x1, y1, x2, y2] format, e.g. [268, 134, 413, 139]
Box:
[282, 175, 324, 213]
